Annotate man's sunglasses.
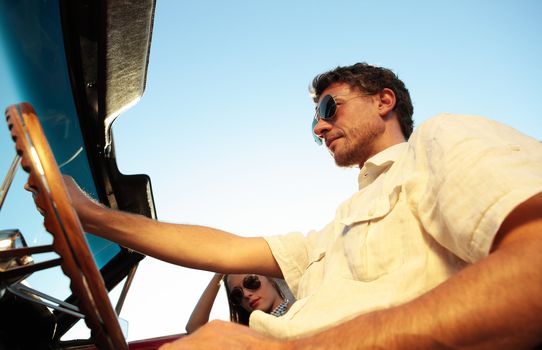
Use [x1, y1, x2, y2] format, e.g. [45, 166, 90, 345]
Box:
[311, 93, 370, 145]
[228, 274, 261, 306]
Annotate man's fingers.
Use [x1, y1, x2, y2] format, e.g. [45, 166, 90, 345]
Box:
[24, 174, 48, 215]
[24, 173, 38, 193]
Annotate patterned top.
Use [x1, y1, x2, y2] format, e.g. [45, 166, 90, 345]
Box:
[269, 299, 289, 317]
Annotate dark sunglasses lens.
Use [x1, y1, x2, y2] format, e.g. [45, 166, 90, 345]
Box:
[243, 275, 261, 290]
[229, 287, 243, 305]
[319, 95, 336, 120]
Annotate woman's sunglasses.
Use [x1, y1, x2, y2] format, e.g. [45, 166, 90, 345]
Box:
[311, 93, 371, 145]
[228, 275, 261, 306]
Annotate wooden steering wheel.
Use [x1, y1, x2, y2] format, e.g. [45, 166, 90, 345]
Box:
[5, 103, 127, 349]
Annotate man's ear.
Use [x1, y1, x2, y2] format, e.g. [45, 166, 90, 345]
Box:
[378, 88, 396, 117]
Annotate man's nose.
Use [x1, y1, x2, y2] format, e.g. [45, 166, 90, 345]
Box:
[313, 118, 332, 140]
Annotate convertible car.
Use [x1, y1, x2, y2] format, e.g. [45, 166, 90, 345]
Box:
[0, 0, 181, 348]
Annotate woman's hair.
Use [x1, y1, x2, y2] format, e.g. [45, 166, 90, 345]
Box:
[223, 274, 285, 325]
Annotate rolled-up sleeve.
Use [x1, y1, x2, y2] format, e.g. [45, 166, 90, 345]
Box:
[264, 232, 308, 296]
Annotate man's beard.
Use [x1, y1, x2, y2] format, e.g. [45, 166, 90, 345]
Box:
[331, 121, 384, 168]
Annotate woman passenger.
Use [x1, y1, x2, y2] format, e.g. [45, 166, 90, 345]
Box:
[185, 273, 292, 333]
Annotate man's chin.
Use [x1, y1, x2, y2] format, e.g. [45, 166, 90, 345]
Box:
[332, 150, 364, 168]
[333, 157, 359, 168]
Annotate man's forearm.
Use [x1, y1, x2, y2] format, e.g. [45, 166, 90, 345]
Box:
[84, 203, 279, 274]
[73, 187, 281, 276]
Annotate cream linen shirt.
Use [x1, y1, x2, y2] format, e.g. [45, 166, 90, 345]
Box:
[249, 114, 542, 339]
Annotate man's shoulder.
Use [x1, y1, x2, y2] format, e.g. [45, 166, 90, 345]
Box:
[407, 113, 541, 162]
[413, 113, 492, 134]
[409, 113, 521, 144]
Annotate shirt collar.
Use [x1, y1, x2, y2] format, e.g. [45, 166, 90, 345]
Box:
[358, 142, 408, 189]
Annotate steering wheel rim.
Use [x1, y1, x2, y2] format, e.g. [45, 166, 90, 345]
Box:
[5, 103, 127, 350]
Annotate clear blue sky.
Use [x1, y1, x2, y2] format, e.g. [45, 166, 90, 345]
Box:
[105, 0, 542, 341]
